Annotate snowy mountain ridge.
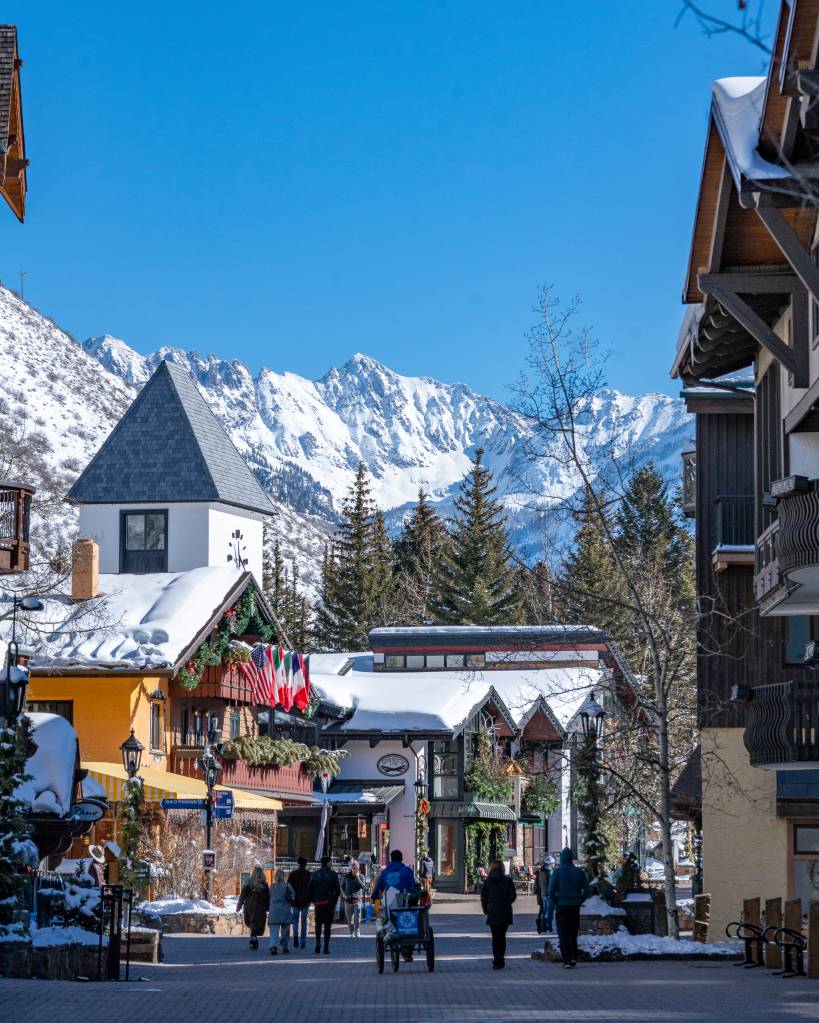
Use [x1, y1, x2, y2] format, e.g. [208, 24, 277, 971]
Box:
[0, 285, 693, 599]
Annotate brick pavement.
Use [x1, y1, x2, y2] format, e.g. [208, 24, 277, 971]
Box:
[3, 899, 819, 1023]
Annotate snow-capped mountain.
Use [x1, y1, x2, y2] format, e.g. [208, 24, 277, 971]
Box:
[0, 284, 692, 600]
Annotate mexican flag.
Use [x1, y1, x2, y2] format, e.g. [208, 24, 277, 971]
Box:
[293, 652, 310, 712]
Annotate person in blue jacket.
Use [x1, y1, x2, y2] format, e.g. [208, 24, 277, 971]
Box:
[372, 849, 415, 901]
[548, 847, 592, 968]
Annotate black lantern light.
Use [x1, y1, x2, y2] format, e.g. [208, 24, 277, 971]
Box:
[120, 729, 145, 778]
[578, 696, 606, 741]
[414, 776, 429, 800]
[0, 661, 29, 723]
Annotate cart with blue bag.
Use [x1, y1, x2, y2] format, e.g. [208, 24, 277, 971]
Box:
[376, 904, 434, 973]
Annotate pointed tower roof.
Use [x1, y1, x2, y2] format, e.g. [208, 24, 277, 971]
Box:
[68, 360, 274, 515]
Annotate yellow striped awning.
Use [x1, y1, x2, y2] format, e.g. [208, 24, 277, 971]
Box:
[82, 762, 282, 811]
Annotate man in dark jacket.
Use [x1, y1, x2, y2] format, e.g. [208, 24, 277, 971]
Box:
[287, 856, 312, 949]
[308, 856, 341, 954]
[480, 859, 517, 969]
[548, 847, 592, 968]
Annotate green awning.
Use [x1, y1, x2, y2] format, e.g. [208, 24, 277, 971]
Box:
[428, 800, 516, 822]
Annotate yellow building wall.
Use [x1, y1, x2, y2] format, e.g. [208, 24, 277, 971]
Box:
[27, 674, 171, 769]
[701, 727, 788, 936]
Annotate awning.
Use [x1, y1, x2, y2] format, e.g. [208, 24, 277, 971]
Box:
[325, 781, 404, 806]
[82, 762, 282, 811]
[428, 800, 517, 822]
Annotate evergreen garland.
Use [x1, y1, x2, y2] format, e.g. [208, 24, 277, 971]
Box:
[118, 776, 147, 889]
[464, 821, 507, 889]
[521, 774, 560, 817]
[221, 735, 347, 775]
[464, 729, 513, 803]
[574, 735, 608, 878]
[0, 715, 38, 939]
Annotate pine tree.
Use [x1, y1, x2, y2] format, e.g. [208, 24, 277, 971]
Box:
[514, 561, 556, 624]
[264, 535, 286, 623]
[558, 487, 622, 632]
[370, 509, 397, 627]
[0, 715, 39, 938]
[315, 464, 393, 648]
[118, 776, 147, 890]
[435, 449, 519, 625]
[615, 463, 692, 588]
[393, 489, 449, 624]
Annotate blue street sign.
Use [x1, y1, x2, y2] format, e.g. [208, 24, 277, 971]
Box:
[160, 798, 207, 811]
[214, 791, 234, 809]
[213, 805, 233, 820]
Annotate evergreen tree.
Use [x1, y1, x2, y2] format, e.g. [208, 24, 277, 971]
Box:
[558, 487, 622, 632]
[435, 449, 519, 625]
[118, 775, 147, 890]
[394, 489, 450, 624]
[0, 715, 38, 938]
[315, 464, 394, 648]
[282, 560, 311, 650]
[513, 560, 556, 624]
[264, 535, 286, 623]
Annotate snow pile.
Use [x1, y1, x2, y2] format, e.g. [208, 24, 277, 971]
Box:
[138, 897, 236, 916]
[580, 895, 626, 917]
[712, 77, 783, 182]
[575, 927, 740, 959]
[31, 925, 106, 948]
[644, 857, 665, 880]
[81, 774, 108, 801]
[15, 712, 77, 816]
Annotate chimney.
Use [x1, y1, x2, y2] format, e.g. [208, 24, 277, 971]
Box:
[72, 538, 99, 601]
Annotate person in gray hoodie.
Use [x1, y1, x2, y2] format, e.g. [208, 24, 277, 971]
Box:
[268, 868, 296, 955]
[548, 847, 592, 968]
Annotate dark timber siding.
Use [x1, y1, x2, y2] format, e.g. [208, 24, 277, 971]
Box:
[695, 409, 814, 727]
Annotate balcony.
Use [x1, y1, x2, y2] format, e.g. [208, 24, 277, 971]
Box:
[0, 481, 34, 574]
[743, 680, 819, 769]
[169, 664, 253, 704]
[711, 495, 754, 572]
[755, 478, 819, 614]
[169, 748, 313, 798]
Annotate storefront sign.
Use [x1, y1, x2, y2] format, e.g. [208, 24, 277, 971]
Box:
[376, 753, 409, 777]
[69, 800, 105, 823]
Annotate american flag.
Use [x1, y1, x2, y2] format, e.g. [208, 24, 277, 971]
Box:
[239, 643, 275, 706]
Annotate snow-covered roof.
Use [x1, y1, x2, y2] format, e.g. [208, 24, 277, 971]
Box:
[370, 625, 599, 636]
[12, 566, 248, 671]
[15, 712, 78, 816]
[712, 77, 784, 185]
[314, 665, 603, 735]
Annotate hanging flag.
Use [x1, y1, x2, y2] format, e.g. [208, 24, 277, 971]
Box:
[293, 652, 310, 712]
[271, 644, 283, 706]
[239, 643, 274, 707]
[280, 650, 294, 712]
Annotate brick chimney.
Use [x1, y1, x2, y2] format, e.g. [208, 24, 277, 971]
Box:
[72, 538, 99, 601]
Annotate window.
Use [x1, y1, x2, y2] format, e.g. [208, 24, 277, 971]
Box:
[120, 510, 168, 573]
[432, 739, 459, 798]
[405, 654, 425, 669]
[435, 821, 457, 877]
[794, 826, 819, 854]
[785, 616, 812, 665]
[257, 708, 270, 736]
[27, 700, 73, 724]
[150, 701, 164, 751]
[425, 654, 444, 669]
[385, 654, 404, 669]
[445, 654, 465, 668]
[230, 708, 241, 739]
[466, 653, 485, 668]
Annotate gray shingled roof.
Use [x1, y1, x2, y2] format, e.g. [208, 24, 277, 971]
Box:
[0, 27, 15, 155]
[68, 360, 275, 515]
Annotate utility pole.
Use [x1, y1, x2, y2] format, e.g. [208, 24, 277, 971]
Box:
[17, 270, 26, 299]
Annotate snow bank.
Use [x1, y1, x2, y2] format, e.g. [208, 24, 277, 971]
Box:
[580, 895, 626, 917]
[138, 897, 236, 916]
[577, 927, 740, 959]
[15, 712, 77, 816]
[31, 925, 105, 948]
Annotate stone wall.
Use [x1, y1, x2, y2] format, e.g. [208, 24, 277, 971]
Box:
[0, 940, 101, 980]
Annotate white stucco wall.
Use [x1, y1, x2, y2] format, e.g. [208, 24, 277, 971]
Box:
[337, 739, 424, 861]
[77, 501, 264, 578]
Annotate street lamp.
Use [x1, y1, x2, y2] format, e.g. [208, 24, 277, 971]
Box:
[198, 740, 222, 895]
[414, 777, 429, 800]
[578, 696, 606, 741]
[120, 729, 144, 778]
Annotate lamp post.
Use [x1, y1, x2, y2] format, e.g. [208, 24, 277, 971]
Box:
[414, 772, 429, 872]
[120, 730, 144, 779]
[119, 729, 145, 889]
[1, 594, 43, 724]
[198, 731, 222, 896]
[576, 695, 607, 878]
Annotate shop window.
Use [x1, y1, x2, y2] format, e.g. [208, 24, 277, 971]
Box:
[435, 821, 457, 877]
[27, 700, 73, 724]
[230, 708, 241, 739]
[425, 654, 444, 668]
[150, 701, 164, 751]
[385, 654, 404, 669]
[445, 654, 465, 668]
[405, 655, 425, 669]
[432, 739, 459, 798]
[794, 826, 819, 854]
[466, 653, 485, 668]
[257, 708, 270, 736]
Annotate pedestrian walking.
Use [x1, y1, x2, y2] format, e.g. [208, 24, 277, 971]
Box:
[268, 868, 296, 955]
[418, 848, 435, 902]
[308, 855, 341, 954]
[480, 858, 517, 970]
[340, 859, 365, 937]
[534, 854, 555, 934]
[237, 865, 270, 951]
[287, 856, 312, 949]
[548, 847, 592, 969]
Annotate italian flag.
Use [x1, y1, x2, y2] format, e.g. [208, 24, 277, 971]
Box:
[280, 649, 294, 711]
[293, 652, 310, 712]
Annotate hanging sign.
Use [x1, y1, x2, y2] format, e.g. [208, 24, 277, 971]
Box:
[376, 753, 409, 777]
[202, 849, 217, 871]
[69, 800, 105, 823]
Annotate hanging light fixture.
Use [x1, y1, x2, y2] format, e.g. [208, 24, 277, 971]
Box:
[578, 696, 607, 740]
[120, 729, 144, 778]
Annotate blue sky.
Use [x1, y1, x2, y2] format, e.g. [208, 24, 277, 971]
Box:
[1, 2, 773, 400]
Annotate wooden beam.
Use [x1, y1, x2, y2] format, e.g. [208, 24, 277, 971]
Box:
[709, 287, 806, 385]
[755, 204, 819, 309]
[707, 159, 732, 273]
[791, 284, 811, 389]
[698, 272, 798, 294]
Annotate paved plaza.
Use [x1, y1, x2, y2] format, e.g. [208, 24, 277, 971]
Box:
[4, 899, 819, 1023]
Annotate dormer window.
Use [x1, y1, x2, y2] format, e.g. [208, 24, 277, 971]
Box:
[120, 510, 168, 573]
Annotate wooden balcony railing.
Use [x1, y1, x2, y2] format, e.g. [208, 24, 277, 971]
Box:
[170, 664, 253, 704]
[754, 518, 781, 604]
[0, 481, 33, 574]
[170, 749, 313, 796]
[743, 680, 819, 769]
